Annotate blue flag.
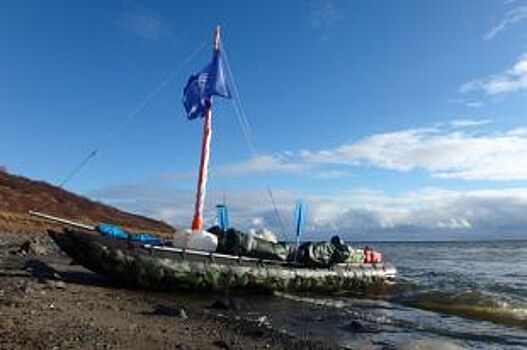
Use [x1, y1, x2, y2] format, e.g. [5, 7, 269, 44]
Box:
[183, 50, 230, 120]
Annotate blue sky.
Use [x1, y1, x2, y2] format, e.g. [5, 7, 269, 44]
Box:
[2, 0, 527, 240]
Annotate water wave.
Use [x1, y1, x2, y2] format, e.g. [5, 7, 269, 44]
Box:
[401, 290, 527, 329]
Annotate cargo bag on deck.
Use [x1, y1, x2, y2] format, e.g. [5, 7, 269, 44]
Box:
[216, 228, 291, 261]
[295, 236, 356, 267]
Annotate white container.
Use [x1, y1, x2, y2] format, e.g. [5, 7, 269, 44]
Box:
[173, 229, 218, 252]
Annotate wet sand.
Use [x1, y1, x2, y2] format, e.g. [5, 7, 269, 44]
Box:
[0, 232, 339, 350]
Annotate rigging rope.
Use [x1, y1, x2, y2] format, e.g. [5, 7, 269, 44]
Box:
[57, 41, 207, 189]
[221, 46, 257, 156]
[266, 186, 288, 239]
[96, 41, 207, 153]
[31, 41, 207, 213]
[221, 42, 289, 239]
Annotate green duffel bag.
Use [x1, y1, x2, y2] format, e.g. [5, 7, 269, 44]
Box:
[295, 236, 357, 267]
[345, 251, 365, 264]
[218, 228, 291, 261]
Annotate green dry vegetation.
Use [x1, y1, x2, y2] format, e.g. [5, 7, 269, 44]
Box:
[0, 170, 174, 236]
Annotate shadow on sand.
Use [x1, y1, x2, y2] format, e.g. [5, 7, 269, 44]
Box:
[23, 259, 129, 290]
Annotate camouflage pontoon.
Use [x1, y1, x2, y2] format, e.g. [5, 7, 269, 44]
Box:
[49, 229, 396, 294]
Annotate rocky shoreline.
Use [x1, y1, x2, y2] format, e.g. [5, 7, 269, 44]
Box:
[0, 232, 341, 350]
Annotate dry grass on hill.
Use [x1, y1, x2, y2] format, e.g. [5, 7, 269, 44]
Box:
[0, 170, 174, 235]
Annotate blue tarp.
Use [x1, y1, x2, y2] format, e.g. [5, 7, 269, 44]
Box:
[129, 233, 161, 245]
[96, 223, 128, 239]
[95, 224, 161, 245]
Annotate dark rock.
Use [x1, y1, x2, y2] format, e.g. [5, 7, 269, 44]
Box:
[242, 328, 264, 337]
[348, 320, 365, 331]
[144, 304, 188, 319]
[212, 340, 230, 349]
[342, 320, 369, 332]
[208, 297, 249, 312]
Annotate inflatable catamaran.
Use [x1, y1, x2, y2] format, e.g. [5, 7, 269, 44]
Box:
[33, 27, 396, 294]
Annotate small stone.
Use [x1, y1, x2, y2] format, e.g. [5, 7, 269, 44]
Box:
[257, 315, 269, 327]
[19, 239, 46, 255]
[178, 308, 188, 320]
[45, 280, 65, 289]
[53, 281, 66, 289]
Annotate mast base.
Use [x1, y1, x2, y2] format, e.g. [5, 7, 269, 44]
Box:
[191, 216, 202, 231]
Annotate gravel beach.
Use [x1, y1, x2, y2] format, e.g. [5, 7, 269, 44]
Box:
[0, 231, 340, 350]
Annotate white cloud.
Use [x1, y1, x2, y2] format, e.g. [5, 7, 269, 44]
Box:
[507, 127, 527, 136]
[449, 98, 484, 109]
[214, 154, 308, 176]
[115, 10, 175, 41]
[164, 122, 527, 182]
[447, 119, 491, 128]
[163, 154, 311, 181]
[92, 183, 527, 240]
[312, 170, 352, 180]
[484, 6, 527, 41]
[460, 55, 527, 96]
[303, 126, 527, 181]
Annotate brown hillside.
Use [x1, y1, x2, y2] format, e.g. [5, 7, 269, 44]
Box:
[0, 170, 174, 235]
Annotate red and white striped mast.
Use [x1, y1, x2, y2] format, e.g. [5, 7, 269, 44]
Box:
[191, 26, 220, 232]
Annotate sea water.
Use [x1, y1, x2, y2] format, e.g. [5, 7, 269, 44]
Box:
[251, 240, 527, 349]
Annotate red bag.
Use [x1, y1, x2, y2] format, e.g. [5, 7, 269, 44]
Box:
[364, 248, 372, 263]
[371, 251, 382, 263]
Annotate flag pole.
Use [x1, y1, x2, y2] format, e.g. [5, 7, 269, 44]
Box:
[191, 26, 220, 232]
